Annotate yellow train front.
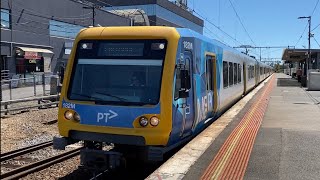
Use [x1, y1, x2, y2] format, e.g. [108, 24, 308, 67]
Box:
[53, 26, 185, 169]
[53, 26, 272, 169]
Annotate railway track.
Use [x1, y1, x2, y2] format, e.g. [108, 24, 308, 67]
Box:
[1, 141, 53, 162]
[0, 142, 82, 180]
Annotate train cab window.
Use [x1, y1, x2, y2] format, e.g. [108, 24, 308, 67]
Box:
[223, 61, 228, 88]
[68, 39, 167, 106]
[206, 55, 214, 91]
[233, 63, 237, 84]
[238, 64, 241, 83]
[229, 62, 234, 86]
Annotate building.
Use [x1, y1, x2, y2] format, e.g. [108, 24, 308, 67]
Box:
[1, 0, 130, 79]
[282, 48, 320, 73]
[90, 0, 204, 34]
[282, 48, 320, 86]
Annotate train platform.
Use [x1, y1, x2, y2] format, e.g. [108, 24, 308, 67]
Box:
[147, 73, 320, 180]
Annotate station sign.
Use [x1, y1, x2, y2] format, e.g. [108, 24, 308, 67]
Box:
[24, 51, 39, 59]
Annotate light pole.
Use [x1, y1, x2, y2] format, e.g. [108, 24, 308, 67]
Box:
[298, 16, 311, 74]
[83, 6, 95, 26]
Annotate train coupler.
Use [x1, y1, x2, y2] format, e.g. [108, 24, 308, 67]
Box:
[80, 149, 124, 171]
[53, 136, 74, 150]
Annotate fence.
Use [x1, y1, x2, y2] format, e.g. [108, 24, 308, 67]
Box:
[1, 73, 60, 101]
[1, 70, 10, 81]
[0, 94, 60, 116]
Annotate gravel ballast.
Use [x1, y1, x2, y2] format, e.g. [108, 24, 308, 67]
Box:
[1, 108, 59, 153]
[0, 108, 89, 179]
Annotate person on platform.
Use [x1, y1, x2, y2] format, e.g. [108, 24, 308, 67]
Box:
[296, 67, 302, 82]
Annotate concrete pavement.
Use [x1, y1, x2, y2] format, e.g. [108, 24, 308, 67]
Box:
[147, 73, 320, 180]
[245, 74, 320, 180]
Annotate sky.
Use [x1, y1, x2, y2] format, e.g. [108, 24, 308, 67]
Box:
[185, 0, 320, 63]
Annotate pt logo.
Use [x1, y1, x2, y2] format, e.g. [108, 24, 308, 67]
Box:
[97, 110, 118, 123]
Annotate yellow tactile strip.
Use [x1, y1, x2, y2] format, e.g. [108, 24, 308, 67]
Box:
[201, 75, 275, 180]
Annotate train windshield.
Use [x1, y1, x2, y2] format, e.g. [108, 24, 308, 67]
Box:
[67, 40, 167, 106]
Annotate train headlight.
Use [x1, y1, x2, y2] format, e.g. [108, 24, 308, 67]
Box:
[64, 110, 73, 120]
[74, 112, 81, 122]
[150, 116, 160, 126]
[139, 117, 148, 127]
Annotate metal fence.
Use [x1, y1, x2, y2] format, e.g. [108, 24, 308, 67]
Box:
[0, 94, 60, 116]
[1, 70, 10, 81]
[1, 73, 59, 101]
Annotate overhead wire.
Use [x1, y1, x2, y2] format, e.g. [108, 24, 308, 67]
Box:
[295, 0, 319, 47]
[2, 11, 88, 37]
[227, 0, 256, 47]
[295, 23, 309, 47]
[192, 9, 243, 46]
[5, 0, 95, 20]
[2, 10, 89, 29]
[312, 23, 320, 31]
[313, 37, 320, 47]
[204, 26, 228, 45]
[310, 0, 319, 16]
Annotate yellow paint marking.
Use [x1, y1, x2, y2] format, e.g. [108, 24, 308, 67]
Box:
[208, 95, 265, 179]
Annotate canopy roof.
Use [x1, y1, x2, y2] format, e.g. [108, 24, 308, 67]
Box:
[282, 48, 320, 62]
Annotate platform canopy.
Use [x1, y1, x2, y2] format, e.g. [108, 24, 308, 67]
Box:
[282, 48, 320, 63]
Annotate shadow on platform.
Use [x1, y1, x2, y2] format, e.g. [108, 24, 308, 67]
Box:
[277, 78, 301, 87]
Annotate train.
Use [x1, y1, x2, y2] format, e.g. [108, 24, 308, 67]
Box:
[53, 26, 272, 169]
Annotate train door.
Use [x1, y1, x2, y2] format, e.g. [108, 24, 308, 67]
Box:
[243, 62, 247, 94]
[205, 53, 217, 114]
[179, 50, 195, 137]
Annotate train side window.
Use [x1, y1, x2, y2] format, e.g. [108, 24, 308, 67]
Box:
[251, 66, 254, 78]
[174, 68, 181, 100]
[251, 66, 254, 79]
[223, 61, 228, 88]
[233, 63, 237, 84]
[253, 66, 255, 78]
[206, 55, 214, 91]
[229, 62, 234, 86]
[238, 64, 241, 83]
[249, 65, 253, 79]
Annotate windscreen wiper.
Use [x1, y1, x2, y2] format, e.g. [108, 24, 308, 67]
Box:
[71, 93, 107, 102]
[94, 92, 128, 102]
[71, 93, 92, 99]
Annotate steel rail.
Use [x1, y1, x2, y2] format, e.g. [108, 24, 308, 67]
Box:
[1, 148, 82, 180]
[1, 141, 53, 162]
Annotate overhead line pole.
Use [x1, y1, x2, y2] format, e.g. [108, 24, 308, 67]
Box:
[298, 16, 311, 74]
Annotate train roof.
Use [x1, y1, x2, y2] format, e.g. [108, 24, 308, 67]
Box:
[176, 28, 271, 68]
[76, 26, 271, 68]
